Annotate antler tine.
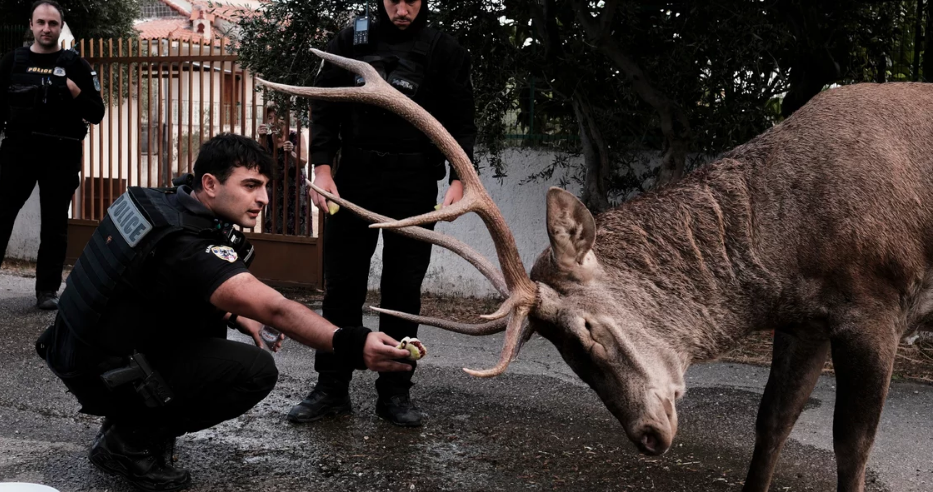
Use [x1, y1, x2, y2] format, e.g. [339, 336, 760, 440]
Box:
[308, 180, 508, 297]
[463, 306, 533, 378]
[370, 307, 507, 335]
[260, 49, 537, 378]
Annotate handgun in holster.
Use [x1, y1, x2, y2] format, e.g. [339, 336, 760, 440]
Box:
[100, 352, 175, 408]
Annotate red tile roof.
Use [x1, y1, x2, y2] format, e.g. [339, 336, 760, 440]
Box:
[135, 17, 228, 43]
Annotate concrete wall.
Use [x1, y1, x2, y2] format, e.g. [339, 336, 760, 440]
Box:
[4, 184, 42, 262]
[0, 134, 38, 261]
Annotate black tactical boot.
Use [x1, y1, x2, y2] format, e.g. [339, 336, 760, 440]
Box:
[376, 392, 423, 427]
[287, 387, 352, 423]
[36, 291, 59, 310]
[89, 423, 191, 492]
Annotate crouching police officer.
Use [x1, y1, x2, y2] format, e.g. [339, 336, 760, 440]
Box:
[0, 1, 105, 309]
[36, 133, 413, 491]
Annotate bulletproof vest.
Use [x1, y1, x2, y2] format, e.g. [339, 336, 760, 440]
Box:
[345, 27, 443, 150]
[58, 184, 255, 355]
[6, 47, 89, 140]
[353, 27, 441, 100]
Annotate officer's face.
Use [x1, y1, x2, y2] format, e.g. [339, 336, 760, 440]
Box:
[384, 0, 421, 30]
[30, 4, 63, 50]
[203, 166, 269, 228]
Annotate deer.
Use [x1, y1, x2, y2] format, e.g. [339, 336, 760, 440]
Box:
[258, 49, 933, 492]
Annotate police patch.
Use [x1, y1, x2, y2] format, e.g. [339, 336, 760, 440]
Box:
[207, 245, 238, 263]
[91, 71, 100, 91]
[108, 194, 152, 247]
[53, 66, 65, 77]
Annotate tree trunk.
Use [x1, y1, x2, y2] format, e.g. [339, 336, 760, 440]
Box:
[925, 0, 933, 81]
[570, 0, 691, 188]
[774, 2, 841, 117]
[914, 0, 925, 81]
[571, 92, 611, 213]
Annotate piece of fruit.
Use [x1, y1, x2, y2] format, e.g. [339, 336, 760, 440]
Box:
[434, 204, 442, 211]
[396, 336, 427, 361]
[328, 202, 340, 215]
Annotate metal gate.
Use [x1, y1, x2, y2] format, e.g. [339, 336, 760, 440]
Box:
[63, 37, 323, 288]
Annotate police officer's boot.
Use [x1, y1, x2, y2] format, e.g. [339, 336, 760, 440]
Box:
[36, 291, 59, 310]
[89, 422, 191, 492]
[287, 372, 352, 423]
[375, 364, 423, 427]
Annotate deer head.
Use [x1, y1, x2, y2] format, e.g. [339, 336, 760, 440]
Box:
[258, 50, 686, 455]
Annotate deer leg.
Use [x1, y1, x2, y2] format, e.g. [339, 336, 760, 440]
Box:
[829, 324, 898, 492]
[743, 331, 830, 492]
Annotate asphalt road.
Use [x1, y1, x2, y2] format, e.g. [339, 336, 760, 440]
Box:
[0, 271, 930, 491]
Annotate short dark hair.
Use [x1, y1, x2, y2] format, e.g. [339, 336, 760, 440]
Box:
[31, 1, 64, 23]
[192, 133, 274, 190]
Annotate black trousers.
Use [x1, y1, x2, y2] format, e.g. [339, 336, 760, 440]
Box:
[0, 138, 81, 293]
[314, 151, 438, 396]
[58, 338, 278, 437]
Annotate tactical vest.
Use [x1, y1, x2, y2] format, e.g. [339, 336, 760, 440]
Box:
[344, 27, 443, 151]
[6, 47, 90, 140]
[58, 184, 255, 355]
[352, 27, 442, 100]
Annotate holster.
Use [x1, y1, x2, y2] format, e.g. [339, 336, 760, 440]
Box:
[100, 353, 175, 408]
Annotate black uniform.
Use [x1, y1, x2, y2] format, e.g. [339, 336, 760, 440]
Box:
[307, 3, 476, 398]
[0, 46, 105, 295]
[39, 184, 277, 438]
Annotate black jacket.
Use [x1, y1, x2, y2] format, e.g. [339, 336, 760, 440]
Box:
[0, 47, 104, 143]
[309, 9, 476, 183]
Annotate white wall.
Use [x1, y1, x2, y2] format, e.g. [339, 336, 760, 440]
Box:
[4, 184, 41, 262]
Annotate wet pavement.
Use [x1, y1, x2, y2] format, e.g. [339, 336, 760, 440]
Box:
[0, 271, 931, 491]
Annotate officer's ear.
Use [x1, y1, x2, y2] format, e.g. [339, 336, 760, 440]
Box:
[200, 173, 221, 197]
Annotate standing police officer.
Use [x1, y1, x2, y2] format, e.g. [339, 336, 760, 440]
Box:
[290, 0, 476, 427]
[37, 133, 413, 491]
[0, 0, 105, 310]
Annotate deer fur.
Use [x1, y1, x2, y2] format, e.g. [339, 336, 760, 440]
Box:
[528, 82, 933, 492]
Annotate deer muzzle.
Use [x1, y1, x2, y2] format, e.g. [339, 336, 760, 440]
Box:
[630, 393, 678, 455]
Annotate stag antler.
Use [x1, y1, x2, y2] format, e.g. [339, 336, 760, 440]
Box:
[257, 49, 536, 377]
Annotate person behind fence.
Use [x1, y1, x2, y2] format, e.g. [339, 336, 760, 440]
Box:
[257, 104, 309, 235]
[0, 0, 105, 310]
[35, 133, 413, 491]
[290, 0, 476, 428]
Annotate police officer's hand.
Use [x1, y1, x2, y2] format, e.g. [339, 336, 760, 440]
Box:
[65, 78, 81, 98]
[309, 165, 340, 212]
[236, 316, 284, 352]
[439, 180, 464, 212]
[363, 332, 416, 372]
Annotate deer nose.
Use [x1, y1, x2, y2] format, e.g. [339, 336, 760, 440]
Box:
[635, 425, 671, 456]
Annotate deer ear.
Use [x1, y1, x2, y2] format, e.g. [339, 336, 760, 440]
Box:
[546, 187, 596, 269]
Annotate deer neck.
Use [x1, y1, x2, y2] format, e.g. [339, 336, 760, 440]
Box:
[597, 159, 773, 364]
